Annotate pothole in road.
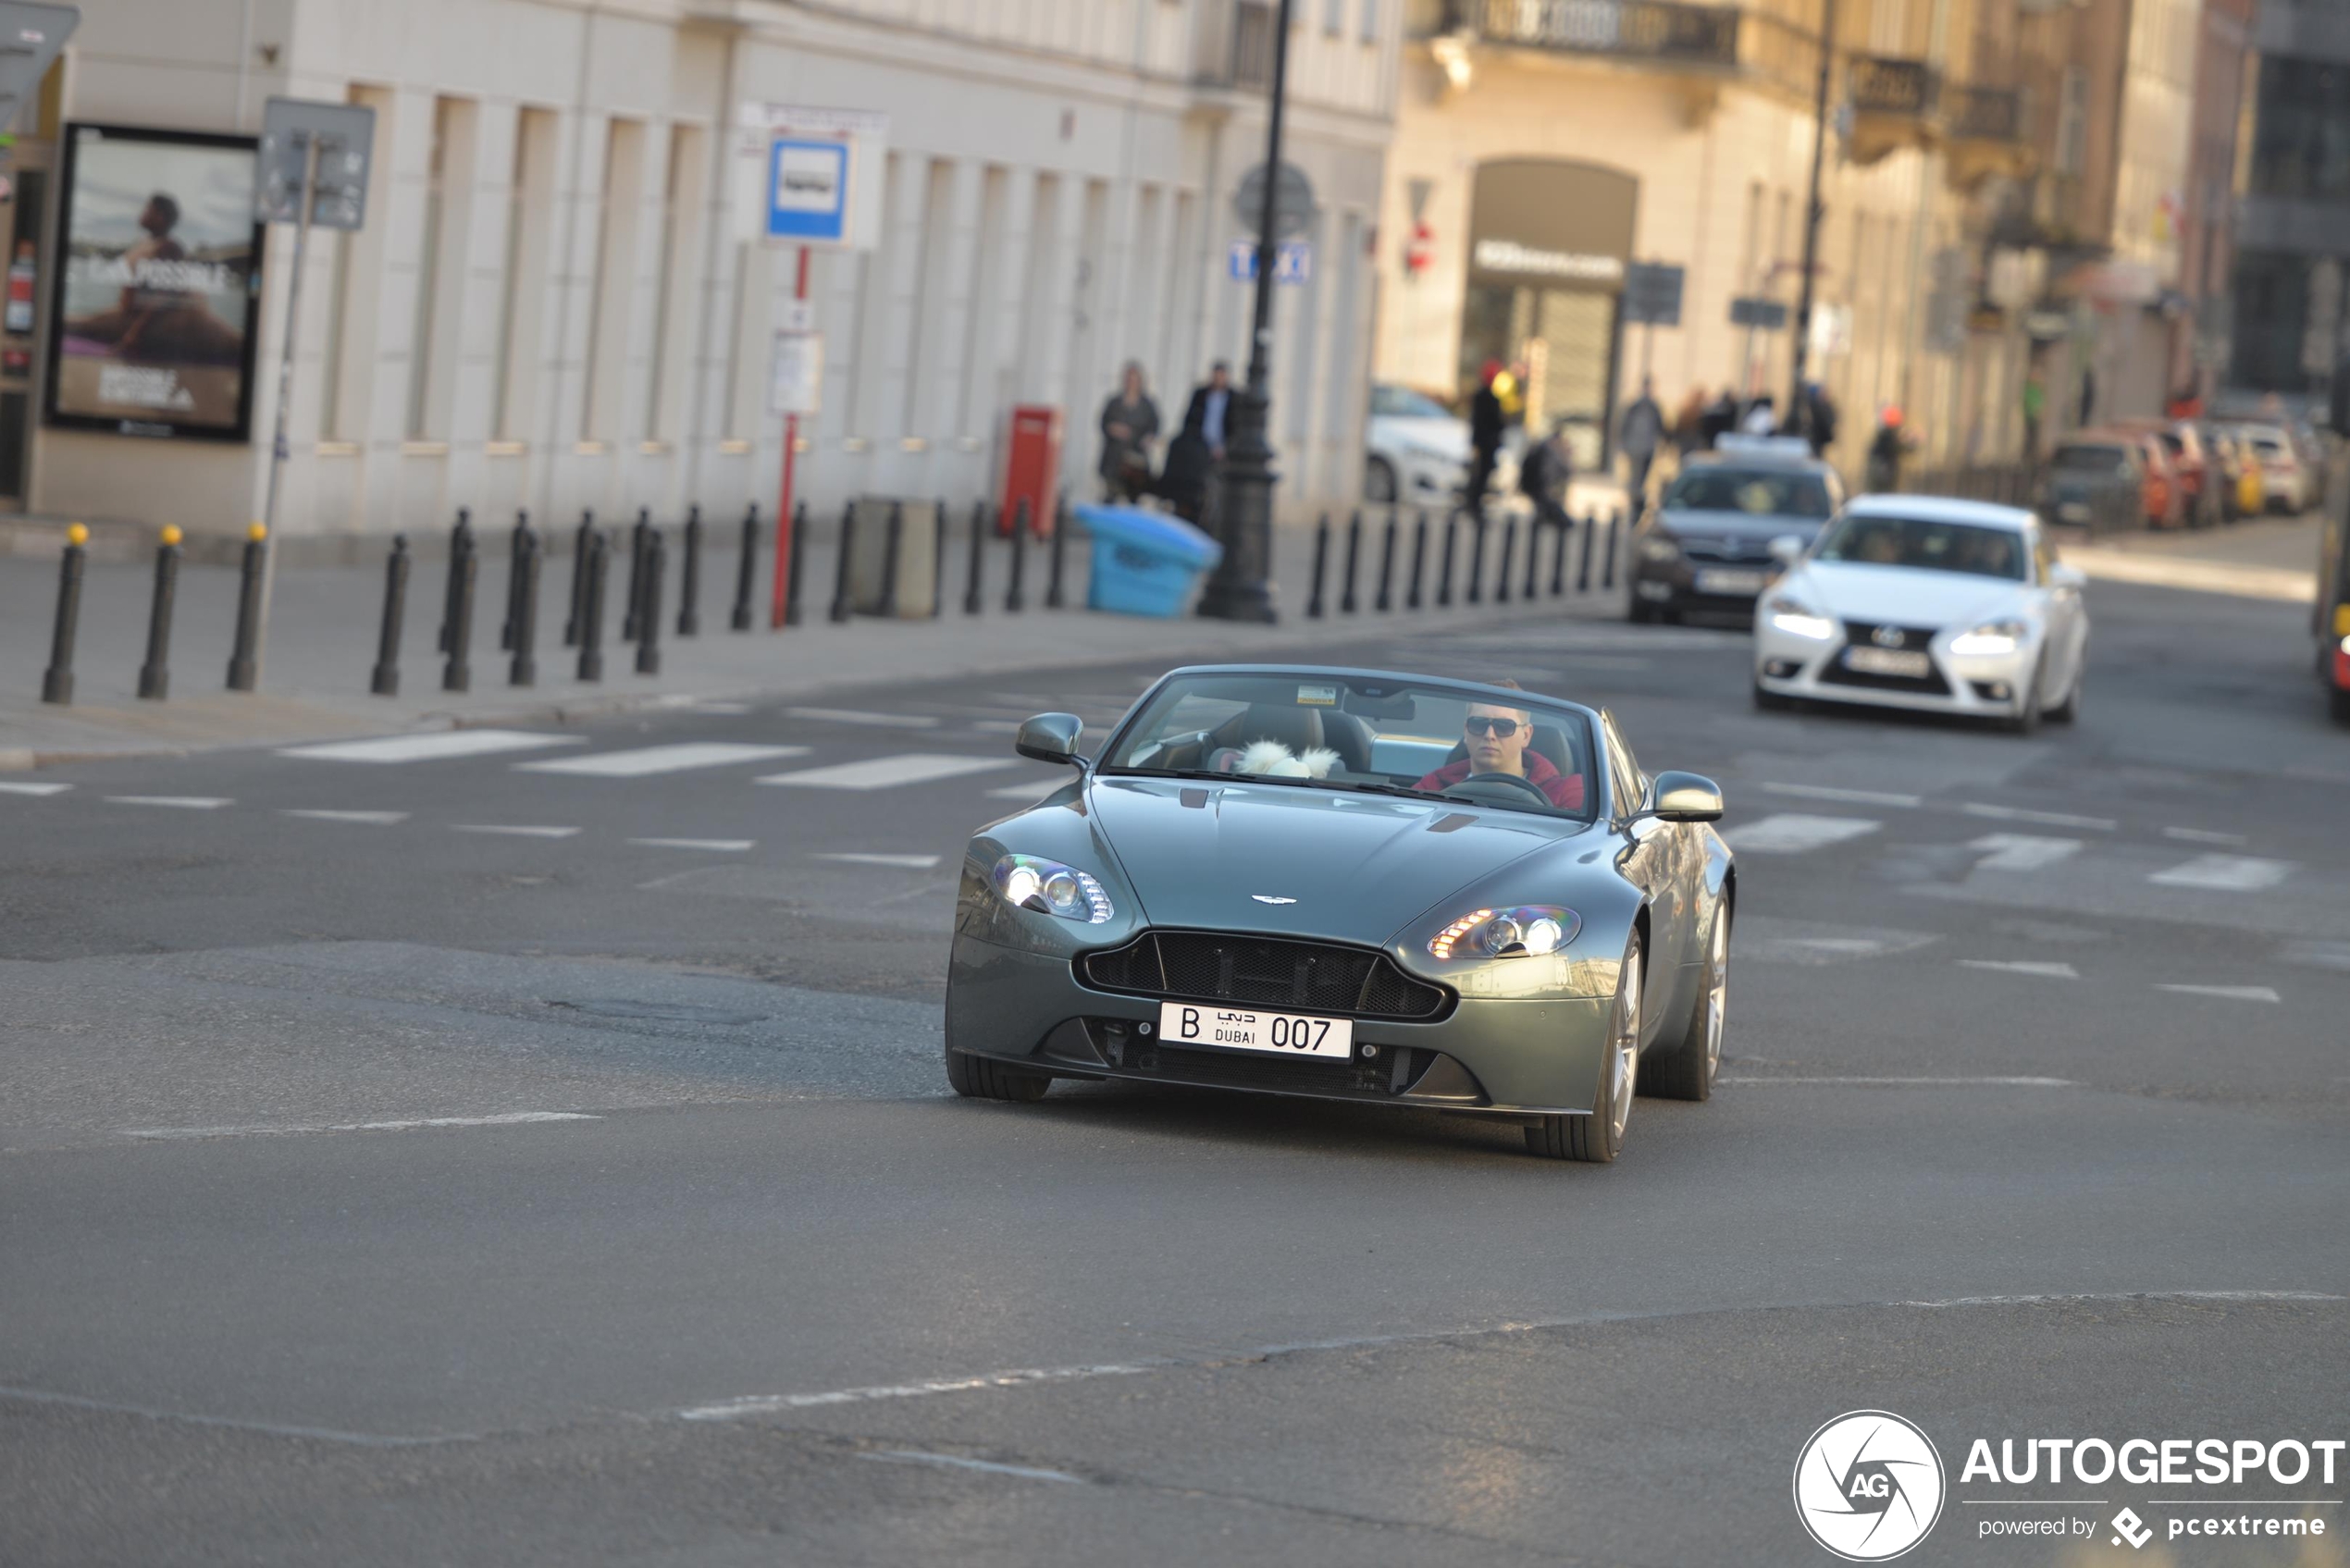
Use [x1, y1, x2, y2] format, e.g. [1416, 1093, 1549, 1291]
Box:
[546, 998, 771, 1027]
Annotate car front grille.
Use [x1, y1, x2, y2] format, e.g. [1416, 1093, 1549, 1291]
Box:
[1842, 620, 1936, 650]
[1078, 931, 1452, 1020]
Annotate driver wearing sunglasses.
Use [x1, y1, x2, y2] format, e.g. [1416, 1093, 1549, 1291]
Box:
[1410, 679, 1586, 809]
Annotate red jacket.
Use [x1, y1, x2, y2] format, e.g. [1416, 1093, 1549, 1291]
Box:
[1414, 750, 1586, 809]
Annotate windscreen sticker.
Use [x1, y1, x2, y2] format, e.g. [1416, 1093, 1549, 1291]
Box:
[1296, 684, 1338, 706]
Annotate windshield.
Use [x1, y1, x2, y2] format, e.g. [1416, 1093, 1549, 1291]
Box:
[1371, 386, 1453, 421]
[1100, 672, 1601, 821]
[2053, 444, 2127, 474]
[1663, 466, 1833, 519]
[1812, 515, 2030, 581]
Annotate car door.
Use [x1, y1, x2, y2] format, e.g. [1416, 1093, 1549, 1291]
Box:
[1602, 711, 1686, 1030]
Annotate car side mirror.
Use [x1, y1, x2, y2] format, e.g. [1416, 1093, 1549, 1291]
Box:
[1768, 535, 1804, 565]
[1645, 770, 1725, 823]
[1015, 712, 1085, 768]
[2048, 562, 2086, 590]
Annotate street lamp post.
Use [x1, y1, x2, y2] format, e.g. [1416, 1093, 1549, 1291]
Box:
[1787, 0, 1838, 442]
[1198, 0, 1293, 623]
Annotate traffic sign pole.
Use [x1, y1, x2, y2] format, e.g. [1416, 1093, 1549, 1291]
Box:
[772, 244, 809, 629]
[251, 133, 316, 684]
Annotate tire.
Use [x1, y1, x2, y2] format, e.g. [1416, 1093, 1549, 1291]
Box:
[2003, 659, 2045, 735]
[1365, 455, 1398, 504]
[2331, 685, 2350, 727]
[1752, 678, 1792, 711]
[2046, 661, 2082, 724]
[1628, 596, 1658, 623]
[1642, 904, 1726, 1102]
[1526, 932, 1640, 1162]
[945, 1047, 1052, 1103]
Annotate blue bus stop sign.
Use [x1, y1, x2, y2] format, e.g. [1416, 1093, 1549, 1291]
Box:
[765, 138, 849, 245]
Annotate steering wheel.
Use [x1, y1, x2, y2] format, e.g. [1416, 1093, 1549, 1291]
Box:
[1442, 771, 1552, 806]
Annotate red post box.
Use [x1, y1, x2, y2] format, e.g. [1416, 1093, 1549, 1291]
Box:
[997, 404, 1063, 537]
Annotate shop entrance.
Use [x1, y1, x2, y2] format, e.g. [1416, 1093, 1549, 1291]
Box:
[1461, 282, 1621, 474]
[0, 148, 51, 508]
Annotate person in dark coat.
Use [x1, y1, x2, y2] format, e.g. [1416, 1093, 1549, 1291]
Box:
[1802, 381, 1839, 458]
[1468, 360, 1505, 514]
[1520, 420, 1576, 542]
[1700, 388, 1739, 450]
[1097, 361, 1161, 503]
[1160, 361, 1231, 525]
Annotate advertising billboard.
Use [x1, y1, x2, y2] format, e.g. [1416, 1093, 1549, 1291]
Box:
[45, 123, 262, 442]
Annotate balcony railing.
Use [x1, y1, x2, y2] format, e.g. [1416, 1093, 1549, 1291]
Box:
[1945, 85, 2022, 142]
[1848, 54, 1937, 116]
[1444, 0, 1741, 69]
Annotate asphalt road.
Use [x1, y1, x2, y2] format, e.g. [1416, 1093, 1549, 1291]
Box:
[4, 573, 2346, 1567]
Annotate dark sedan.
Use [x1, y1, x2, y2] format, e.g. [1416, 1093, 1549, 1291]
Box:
[1627, 452, 1840, 623]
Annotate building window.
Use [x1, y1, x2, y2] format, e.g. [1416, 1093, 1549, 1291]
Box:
[2247, 56, 2350, 202]
[320, 83, 392, 442]
[494, 107, 557, 442]
[405, 98, 456, 439]
[582, 117, 646, 441]
[646, 124, 706, 442]
[1325, 0, 1344, 34]
[1360, 0, 1378, 43]
[2055, 68, 2088, 179]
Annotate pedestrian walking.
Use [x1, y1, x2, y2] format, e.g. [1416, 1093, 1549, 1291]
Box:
[2022, 369, 2046, 464]
[1866, 406, 1908, 493]
[1096, 361, 1161, 504]
[1161, 361, 1231, 526]
[1672, 387, 1709, 458]
[1802, 380, 1838, 458]
[1740, 394, 1778, 436]
[1468, 360, 1505, 515]
[1522, 419, 1575, 541]
[1619, 377, 1664, 516]
[1700, 387, 1739, 450]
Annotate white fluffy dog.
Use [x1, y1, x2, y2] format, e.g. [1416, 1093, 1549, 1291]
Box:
[1237, 740, 1341, 779]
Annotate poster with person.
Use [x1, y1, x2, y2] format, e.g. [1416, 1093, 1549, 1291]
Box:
[46, 123, 261, 441]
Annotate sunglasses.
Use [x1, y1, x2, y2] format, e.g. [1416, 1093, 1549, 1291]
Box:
[1464, 716, 1521, 737]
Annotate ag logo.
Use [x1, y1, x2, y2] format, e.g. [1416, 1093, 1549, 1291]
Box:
[1793, 1410, 1946, 1561]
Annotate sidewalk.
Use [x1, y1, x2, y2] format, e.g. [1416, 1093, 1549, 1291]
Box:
[0, 485, 1633, 768]
[2054, 512, 2328, 604]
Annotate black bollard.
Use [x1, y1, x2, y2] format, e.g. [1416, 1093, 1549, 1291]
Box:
[500, 511, 530, 650]
[636, 529, 664, 675]
[963, 500, 986, 616]
[1340, 510, 1362, 613]
[1437, 514, 1457, 607]
[1496, 518, 1515, 605]
[677, 504, 701, 636]
[439, 508, 472, 654]
[730, 504, 758, 633]
[1005, 498, 1030, 613]
[576, 532, 609, 682]
[785, 501, 810, 626]
[440, 526, 476, 694]
[564, 510, 592, 647]
[1524, 513, 1543, 599]
[1577, 509, 1596, 592]
[370, 535, 409, 697]
[622, 509, 649, 641]
[227, 524, 267, 693]
[138, 525, 183, 701]
[1466, 511, 1489, 605]
[1550, 513, 1569, 597]
[1407, 512, 1428, 610]
[1045, 491, 1070, 610]
[1602, 508, 1620, 590]
[1376, 510, 1398, 611]
[877, 501, 904, 618]
[829, 501, 857, 623]
[932, 498, 947, 619]
[1305, 514, 1330, 619]
[41, 523, 87, 705]
[508, 530, 541, 686]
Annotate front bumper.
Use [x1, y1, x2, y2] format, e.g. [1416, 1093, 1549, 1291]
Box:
[1629, 552, 1780, 617]
[1753, 617, 2035, 720]
[946, 933, 1614, 1117]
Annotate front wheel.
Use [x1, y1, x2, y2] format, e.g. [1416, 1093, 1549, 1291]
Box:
[946, 1048, 1053, 1103]
[1752, 678, 1793, 711]
[1642, 907, 1726, 1102]
[1526, 933, 1641, 1162]
[1365, 455, 1398, 504]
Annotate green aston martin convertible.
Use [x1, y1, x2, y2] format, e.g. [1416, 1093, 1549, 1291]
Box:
[943, 665, 1735, 1162]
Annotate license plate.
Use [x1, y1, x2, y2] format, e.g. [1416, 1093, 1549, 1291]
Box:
[1157, 1001, 1354, 1060]
[1695, 568, 1767, 595]
[1843, 646, 1932, 677]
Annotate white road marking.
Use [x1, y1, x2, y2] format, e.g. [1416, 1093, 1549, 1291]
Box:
[278, 730, 584, 764]
[1720, 813, 1882, 854]
[783, 707, 940, 729]
[2155, 983, 2281, 1004]
[814, 852, 942, 870]
[105, 796, 230, 809]
[857, 1451, 1082, 1485]
[1762, 782, 1923, 808]
[1720, 1076, 2077, 1087]
[1967, 833, 2083, 872]
[1960, 802, 2117, 831]
[683, 701, 756, 715]
[629, 837, 754, 852]
[0, 781, 71, 796]
[517, 743, 804, 777]
[2148, 853, 2293, 892]
[122, 1111, 600, 1141]
[2163, 826, 2247, 846]
[283, 809, 409, 824]
[1957, 959, 2080, 979]
[758, 754, 1018, 790]
[679, 1363, 1160, 1420]
[453, 823, 581, 839]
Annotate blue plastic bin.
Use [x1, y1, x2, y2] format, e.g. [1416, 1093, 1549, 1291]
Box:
[1075, 505, 1224, 617]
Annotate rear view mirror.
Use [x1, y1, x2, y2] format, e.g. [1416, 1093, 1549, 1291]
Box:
[1016, 713, 1084, 767]
[1768, 535, 1804, 565]
[1647, 771, 1725, 823]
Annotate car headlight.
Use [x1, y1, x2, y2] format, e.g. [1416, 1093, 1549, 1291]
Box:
[1637, 535, 1682, 562]
[991, 853, 1113, 923]
[1429, 905, 1580, 960]
[1948, 618, 2028, 657]
[1765, 595, 1836, 641]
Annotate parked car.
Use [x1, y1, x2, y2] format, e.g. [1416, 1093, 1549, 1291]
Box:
[2235, 424, 2311, 513]
[2117, 418, 2217, 528]
[2199, 424, 2257, 522]
[2319, 485, 2350, 724]
[2040, 436, 2145, 534]
[1365, 384, 1470, 507]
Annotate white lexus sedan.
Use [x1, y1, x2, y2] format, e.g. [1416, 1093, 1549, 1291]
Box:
[1751, 495, 2089, 735]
